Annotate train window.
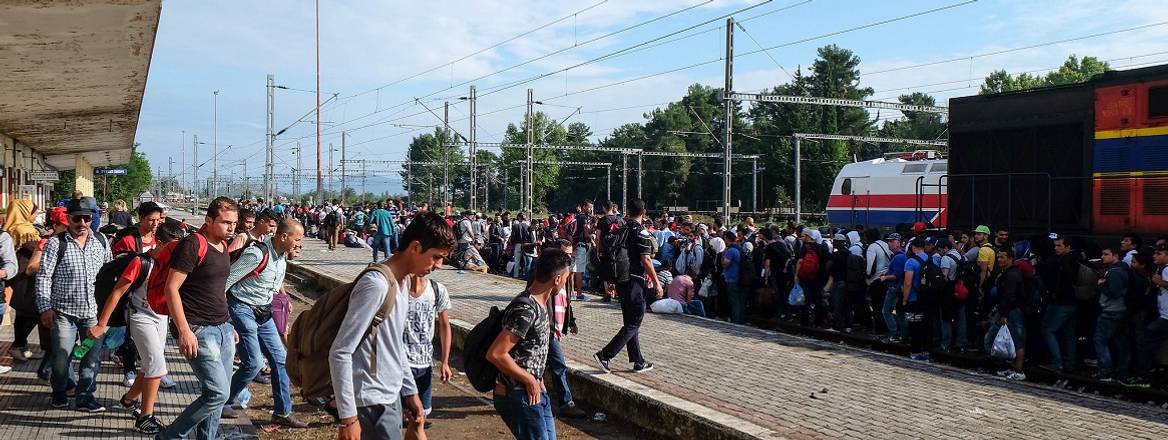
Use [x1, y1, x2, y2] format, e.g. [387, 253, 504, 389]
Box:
[902, 163, 928, 174]
[929, 162, 948, 173]
[1150, 86, 1168, 119]
[841, 178, 852, 195]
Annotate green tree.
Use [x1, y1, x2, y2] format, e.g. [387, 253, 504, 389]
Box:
[980, 55, 1109, 94]
[499, 111, 571, 212]
[874, 92, 948, 157]
[401, 128, 464, 205]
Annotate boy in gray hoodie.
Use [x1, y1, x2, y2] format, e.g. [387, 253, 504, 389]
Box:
[1093, 247, 1129, 382]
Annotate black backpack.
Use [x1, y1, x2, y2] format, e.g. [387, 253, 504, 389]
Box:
[737, 245, 756, 288]
[598, 225, 631, 284]
[914, 255, 946, 299]
[845, 252, 867, 288]
[93, 253, 151, 327]
[323, 210, 339, 227]
[462, 305, 508, 393]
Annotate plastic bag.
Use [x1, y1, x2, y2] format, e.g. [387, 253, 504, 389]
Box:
[788, 283, 806, 306]
[990, 325, 1016, 359]
[697, 278, 715, 298]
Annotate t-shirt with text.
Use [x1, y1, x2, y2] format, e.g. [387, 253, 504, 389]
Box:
[403, 278, 452, 369]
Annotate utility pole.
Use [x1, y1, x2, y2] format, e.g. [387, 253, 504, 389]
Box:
[525, 88, 533, 213]
[752, 157, 758, 213]
[606, 165, 611, 203]
[636, 152, 643, 199]
[469, 85, 478, 211]
[341, 132, 347, 203]
[621, 153, 628, 211]
[722, 17, 734, 219]
[503, 166, 509, 211]
[361, 159, 367, 201]
[795, 136, 801, 224]
[294, 142, 302, 198]
[168, 156, 174, 198]
[443, 101, 450, 207]
[192, 134, 199, 203]
[181, 130, 186, 196]
[314, 0, 323, 205]
[213, 90, 219, 197]
[328, 142, 334, 198]
[482, 165, 489, 212]
[266, 74, 275, 202]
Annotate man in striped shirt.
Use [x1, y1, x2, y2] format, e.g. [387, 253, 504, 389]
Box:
[36, 197, 113, 412]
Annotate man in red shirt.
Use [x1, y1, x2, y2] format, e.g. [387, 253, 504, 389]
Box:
[112, 202, 164, 255]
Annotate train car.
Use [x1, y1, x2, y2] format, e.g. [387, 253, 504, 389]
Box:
[827, 151, 947, 232]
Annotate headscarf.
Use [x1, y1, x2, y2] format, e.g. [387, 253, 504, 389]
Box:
[5, 199, 42, 249]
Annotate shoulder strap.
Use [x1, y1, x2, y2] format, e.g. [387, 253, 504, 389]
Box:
[192, 233, 209, 266]
[430, 278, 439, 297]
[55, 233, 68, 268]
[362, 263, 398, 375]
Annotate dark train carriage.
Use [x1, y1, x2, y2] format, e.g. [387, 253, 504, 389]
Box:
[948, 84, 1094, 234]
[948, 64, 1168, 236]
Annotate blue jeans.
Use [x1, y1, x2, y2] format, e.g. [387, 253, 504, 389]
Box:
[162, 322, 235, 440]
[1137, 318, 1168, 375]
[50, 312, 102, 404]
[1042, 304, 1077, 371]
[493, 387, 556, 440]
[940, 302, 968, 349]
[1094, 313, 1129, 379]
[412, 367, 433, 414]
[227, 299, 292, 416]
[546, 339, 572, 407]
[984, 309, 1027, 354]
[684, 299, 707, 317]
[372, 234, 394, 262]
[882, 285, 905, 339]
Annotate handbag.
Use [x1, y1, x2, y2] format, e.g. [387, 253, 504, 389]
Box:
[697, 278, 715, 298]
[249, 302, 274, 324]
[788, 283, 806, 306]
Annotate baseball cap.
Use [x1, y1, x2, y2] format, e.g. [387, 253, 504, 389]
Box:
[974, 225, 992, 235]
[912, 222, 926, 233]
[49, 206, 68, 225]
[886, 233, 902, 242]
[924, 236, 938, 245]
[1048, 232, 1060, 240]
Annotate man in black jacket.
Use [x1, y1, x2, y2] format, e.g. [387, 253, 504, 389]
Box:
[984, 248, 1027, 380]
[1040, 236, 1082, 373]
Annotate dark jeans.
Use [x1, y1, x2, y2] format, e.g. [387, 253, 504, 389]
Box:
[905, 301, 928, 354]
[600, 280, 646, 365]
[1042, 304, 1077, 371]
[830, 282, 852, 331]
[1136, 318, 1168, 375]
[1094, 313, 1130, 379]
[493, 387, 555, 440]
[798, 280, 826, 327]
[116, 330, 137, 375]
[12, 315, 41, 349]
[726, 283, 746, 324]
[412, 367, 433, 414]
[867, 281, 887, 331]
[546, 338, 572, 407]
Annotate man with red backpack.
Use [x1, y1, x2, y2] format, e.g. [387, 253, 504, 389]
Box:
[157, 197, 239, 440]
[794, 229, 829, 328]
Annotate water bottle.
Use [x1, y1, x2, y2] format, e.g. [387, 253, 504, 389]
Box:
[72, 337, 96, 360]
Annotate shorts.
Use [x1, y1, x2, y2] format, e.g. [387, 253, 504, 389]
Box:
[571, 245, 589, 273]
[128, 312, 169, 378]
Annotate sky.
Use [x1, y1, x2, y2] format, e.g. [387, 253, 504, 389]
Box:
[134, 0, 1168, 195]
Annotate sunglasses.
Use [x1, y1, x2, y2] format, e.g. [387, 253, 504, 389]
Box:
[70, 215, 93, 223]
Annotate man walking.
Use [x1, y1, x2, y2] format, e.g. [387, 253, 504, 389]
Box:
[595, 199, 660, 374]
[159, 197, 239, 439]
[222, 218, 308, 427]
[487, 248, 573, 439]
[370, 202, 396, 262]
[36, 197, 112, 411]
[403, 272, 453, 422]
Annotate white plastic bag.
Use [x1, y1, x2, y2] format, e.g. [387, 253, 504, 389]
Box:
[990, 325, 1016, 360]
[788, 283, 806, 306]
[697, 278, 714, 298]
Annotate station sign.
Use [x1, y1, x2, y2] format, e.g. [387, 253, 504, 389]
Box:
[95, 168, 129, 176]
[29, 171, 59, 182]
[18, 185, 35, 194]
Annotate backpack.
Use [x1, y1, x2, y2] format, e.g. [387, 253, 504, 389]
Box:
[1021, 270, 1047, 316]
[913, 255, 946, 300]
[737, 246, 756, 288]
[93, 252, 151, 327]
[845, 252, 867, 288]
[228, 239, 270, 283]
[953, 253, 980, 302]
[287, 263, 398, 402]
[797, 247, 821, 281]
[1073, 262, 1099, 301]
[462, 303, 513, 392]
[323, 210, 339, 227]
[146, 233, 208, 315]
[598, 225, 631, 284]
[112, 228, 144, 255]
[557, 215, 577, 243]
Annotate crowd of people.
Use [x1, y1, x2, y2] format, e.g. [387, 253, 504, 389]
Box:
[3, 190, 1167, 440]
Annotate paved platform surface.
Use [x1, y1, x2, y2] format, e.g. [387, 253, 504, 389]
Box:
[0, 326, 257, 439]
[288, 238, 1168, 439]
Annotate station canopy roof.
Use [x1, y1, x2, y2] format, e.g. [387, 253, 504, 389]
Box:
[0, 0, 161, 170]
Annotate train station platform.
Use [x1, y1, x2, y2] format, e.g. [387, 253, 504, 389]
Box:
[286, 239, 1168, 439]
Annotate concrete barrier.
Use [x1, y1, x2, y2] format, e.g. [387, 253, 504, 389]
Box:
[285, 261, 789, 440]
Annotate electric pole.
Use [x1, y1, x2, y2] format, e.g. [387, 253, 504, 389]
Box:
[213, 90, 219, 198]
[469, 85, 478, 211]
[314, 0, 323, 205]
[181, 130, 185, 196]
[266, 74, 275, 202]
[722, 18, 734, 219]
[341, 132, 347, 203]
[328, 142, 334, 199]
[525, 88, 533, 213]
[193, 134, 199, 203]
[443, 101, 450, 207]
[295, 142, 302, 198]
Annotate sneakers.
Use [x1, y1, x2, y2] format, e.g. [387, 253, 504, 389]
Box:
[51, 395, 69, 409]
[9, 348, 30, 362]
[135, 414, 166, 435]
[1094, 374, 1114, 383]
[253, 374, 272, 385]
[76, 399, 107, 413]
[124, 371, 137, 387]
[120, 394, 142, 419]
[909, 353, 931, 362]
[633, 362, 654, 373]
[0, 365, 11, 374]
[1004, 370, 1027, 381]
[220, 405, 240, 419]
[1118, 376, 1151, 388]
[575, 293, 587, 301]
[159, 375, 177, 389]
[559, 402, 588, 419]
[272, 414, 310, 429]
[592, 353, 610, 374]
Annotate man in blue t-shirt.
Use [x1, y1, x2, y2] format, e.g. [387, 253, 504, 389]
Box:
[721, 230, 745, 324]
[368, 202, 395, 262]
[902, 238, 931, 360]
[878, 233, 907, 342]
